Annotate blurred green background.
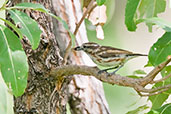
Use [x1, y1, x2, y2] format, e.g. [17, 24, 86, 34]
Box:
[86, 0, 171, 113]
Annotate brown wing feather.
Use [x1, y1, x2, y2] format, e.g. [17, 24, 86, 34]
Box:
[97, 46, 133, 54]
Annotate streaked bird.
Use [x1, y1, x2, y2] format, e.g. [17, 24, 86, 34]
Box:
[74, 42, 147, 74]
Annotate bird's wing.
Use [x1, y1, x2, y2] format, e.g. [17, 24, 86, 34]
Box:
[95, 46, 133, 55]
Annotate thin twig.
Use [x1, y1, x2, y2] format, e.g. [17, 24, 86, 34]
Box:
[74, 0, 97, 35]
[134, 84, 171, 93]
[62, 41, 72, 65]
[150, 74, 171, 84]
[139, 58, 171, 86]
[62, 0, 97, 65]
[138, 88, 170, 96]
[87, 4, 97, 19]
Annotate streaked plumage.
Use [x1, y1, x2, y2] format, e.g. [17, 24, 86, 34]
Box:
[74, 42, 147, 74]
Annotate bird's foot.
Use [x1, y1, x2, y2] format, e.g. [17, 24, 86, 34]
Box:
[98, 70, 108, 75]
[98, 70, 115, 76]
[107, 72, 116, 76]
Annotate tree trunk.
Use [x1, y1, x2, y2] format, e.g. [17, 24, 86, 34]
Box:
[12, 0, 110, 114]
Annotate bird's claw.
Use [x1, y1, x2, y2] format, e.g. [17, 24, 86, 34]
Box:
[98, 70, 116, 76]
[107, 72, 116, 76]
[98, 70, 117, 76]
[98, 70, 108, 75]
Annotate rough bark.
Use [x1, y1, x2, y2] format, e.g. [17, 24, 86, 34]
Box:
[12, 0, 110, 114]
[12, 0, 66, 113]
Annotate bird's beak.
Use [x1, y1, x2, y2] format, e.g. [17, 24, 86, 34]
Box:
[74, 46, 82, 51]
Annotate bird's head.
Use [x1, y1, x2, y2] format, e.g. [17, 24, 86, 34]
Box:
[74, 42, 100, 53]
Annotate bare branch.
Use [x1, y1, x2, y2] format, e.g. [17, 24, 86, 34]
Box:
[139, 57, 171, 86]
[74, 0, 97, 35]
[150, 74, 171, 84]
[50, 58, 171, 97]
[138, 88, 170, 96]
[50, 65, 139, 87]
[62, 0, 97, 65]
[135, 84, 171, 93]
[62, 40, 72, 65]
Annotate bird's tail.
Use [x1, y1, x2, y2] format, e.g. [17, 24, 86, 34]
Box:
[127, 53, 148, 56]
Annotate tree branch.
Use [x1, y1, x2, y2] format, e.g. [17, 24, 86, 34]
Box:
[150, 74, 171, 84]
[139, 58, 171, 86]
[74, 0, 97, 35]
[50, 57, 171, 96]
[137, 88, 170, 96]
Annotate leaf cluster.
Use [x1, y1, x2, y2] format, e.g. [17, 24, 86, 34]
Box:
[124, 0, 171, 113]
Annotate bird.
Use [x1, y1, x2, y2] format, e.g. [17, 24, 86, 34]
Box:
[74, 42, 147, 75]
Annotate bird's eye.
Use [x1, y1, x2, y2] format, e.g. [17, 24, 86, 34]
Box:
[83, 45, 86, 48]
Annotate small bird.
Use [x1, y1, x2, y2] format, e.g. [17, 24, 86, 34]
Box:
[74, 42, 147, 75]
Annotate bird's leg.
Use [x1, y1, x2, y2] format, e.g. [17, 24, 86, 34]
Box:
[98, 66, 119, 74]
[109, 64, 124, 75]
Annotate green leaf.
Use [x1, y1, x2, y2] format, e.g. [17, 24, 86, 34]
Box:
[161, 65, 171, 77]
[0, 25, 28, 97]
[127, 75, 142, 79]
[142, 0, 166, 17]
[149, 82, 170, 109]
[0, 18, 23, 39]
[149, 65, 171, 109]
[12, 3, 75, 46]
[138, 0, 166, 18]
[161, 65, 171, 92]
[142, 17, 171, 32]
[144, 60, 153, 67]
[148, 103, 171, 114]
[149, 32, 171, 66]
[0, 73, 14, 114]
[149, 66, 171, 109]
[13, 3, 70, 31]
[133, 69, 146, 75]
[126, 105, 149, 114]
[138, 0, 166, 32]
[9, 10, 41, 50]
[96, 0, 106, 6]
[138, 0, 148, 18]
[125, 0, 166, 32]
[125, 0, 140, 31]
[13, 2, 49, 13]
